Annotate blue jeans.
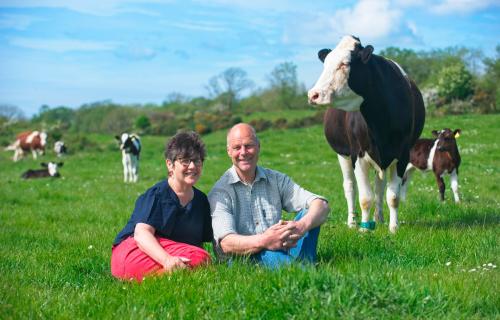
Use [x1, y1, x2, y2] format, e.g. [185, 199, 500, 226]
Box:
[252, 209, 320, 269]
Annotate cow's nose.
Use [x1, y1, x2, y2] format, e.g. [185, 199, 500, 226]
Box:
[308, 91, 320, 104]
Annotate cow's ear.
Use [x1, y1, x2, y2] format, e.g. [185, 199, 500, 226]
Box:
[454, 129, 461, 138]
[431, 130, 439, 137]
[359, 45, 373, 64]
[115, 135, 120, 140]
[58, 162, 64, 167]
[41, 162, 48, 167]
[318, 49, 332, 63]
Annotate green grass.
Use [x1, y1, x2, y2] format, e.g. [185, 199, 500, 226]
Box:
[1, 113, 499, 319]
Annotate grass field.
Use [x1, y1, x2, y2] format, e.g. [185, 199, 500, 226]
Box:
[1, 113, 498, 319]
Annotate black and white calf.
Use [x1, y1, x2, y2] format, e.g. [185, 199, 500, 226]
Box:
[54, 141, 67, 157]
[21, 162, 63, 179]
[115, 133, 141, 183]
[308, 35, 425, 233]
[401, 128, 462, 202]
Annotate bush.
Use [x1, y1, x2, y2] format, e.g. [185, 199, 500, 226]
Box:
[436, 63, 474, 103]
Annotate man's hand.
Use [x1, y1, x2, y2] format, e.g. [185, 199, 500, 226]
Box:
[262, 220, 299, 250]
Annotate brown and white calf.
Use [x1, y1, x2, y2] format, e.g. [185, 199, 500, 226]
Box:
[21, 162, 63, 179]
[401, 128, 461, 202]
[115, 133, 141, 183]
[6, 130, 48, 162]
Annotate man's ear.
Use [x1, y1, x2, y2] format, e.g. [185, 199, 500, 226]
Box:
[318, 48, 332, 63]
[453, 129, 461, 138]
[432, 130, 439, 137]
[359, 45, 374, 64]
[58, 162, 64, 167]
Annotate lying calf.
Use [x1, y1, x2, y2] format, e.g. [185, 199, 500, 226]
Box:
[21, 162, 64, 179]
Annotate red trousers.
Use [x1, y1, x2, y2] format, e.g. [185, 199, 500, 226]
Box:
[111, 237, 210, 282]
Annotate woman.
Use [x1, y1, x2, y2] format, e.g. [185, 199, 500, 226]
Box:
[111, 131, 213, 282]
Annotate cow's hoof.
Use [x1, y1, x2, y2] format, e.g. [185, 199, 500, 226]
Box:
[347, 221, 357, 229]
[358, 227, 372, 233]
[389, 224, 398, 234]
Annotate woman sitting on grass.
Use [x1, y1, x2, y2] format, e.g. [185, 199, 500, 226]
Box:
[111, 131, 213, 282]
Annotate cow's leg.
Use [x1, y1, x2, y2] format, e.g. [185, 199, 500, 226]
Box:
[400, 165, 415, 202]
[132, 156, 139, 183]
[13, 148, 21, 161]
[122, 153, 129, 183]
[337, 154, 356, 228]
[31, 149, 38, 159]
[386, 163, 402, 234]
[450, 169, 460, 203]
[354, 157, 372, 232]
[373, 172, 386, 223]
[435, 173, 445, 201]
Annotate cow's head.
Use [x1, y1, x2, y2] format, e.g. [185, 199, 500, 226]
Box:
[54, 141, 67, 155]
[40, 131, 48, 147]
[308, 35, 373, 105]
[115, 133, 140, 153]
[432, 128, 461, 152]
[41, 161, 63, 177]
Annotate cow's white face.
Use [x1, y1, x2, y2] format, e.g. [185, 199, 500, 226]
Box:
[308, 35, 360, 105]
[40, 132, 48, 147]
[119, 133, 129, 150]
[47, 162, 59, 176]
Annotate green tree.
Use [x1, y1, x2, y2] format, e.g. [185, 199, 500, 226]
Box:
[267, 62, 301, 109]
[135, 115, 151, 133]
[206, 67, 254, 111]
[436, 62, 474, 103]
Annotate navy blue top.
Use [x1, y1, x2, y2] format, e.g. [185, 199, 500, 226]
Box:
[113, 180, 213, 247]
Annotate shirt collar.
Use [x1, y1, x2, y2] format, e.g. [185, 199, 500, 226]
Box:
[228, 165, 267, 185]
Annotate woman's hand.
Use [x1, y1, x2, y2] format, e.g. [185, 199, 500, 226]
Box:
[162, 256, 191, 272]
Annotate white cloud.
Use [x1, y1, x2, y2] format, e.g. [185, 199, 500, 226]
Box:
[0, 14, 41, 30]
[431, 0, 499, 14]
[10, 37, 118, 53]
[332, 0, 402, 40]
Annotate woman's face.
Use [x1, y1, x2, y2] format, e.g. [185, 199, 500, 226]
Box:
[166, 156, 203, 187]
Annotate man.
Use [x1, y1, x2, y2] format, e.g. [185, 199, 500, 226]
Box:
[208, 123, 330, 268]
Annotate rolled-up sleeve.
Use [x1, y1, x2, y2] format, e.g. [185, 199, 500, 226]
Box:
[208, 187, 236, 243]
[277, 172, 326, 213]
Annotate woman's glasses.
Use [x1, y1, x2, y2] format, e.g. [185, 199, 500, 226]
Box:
[177, 158, 203, 167]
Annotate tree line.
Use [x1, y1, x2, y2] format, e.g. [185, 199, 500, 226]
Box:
[1, 45, 498, 141]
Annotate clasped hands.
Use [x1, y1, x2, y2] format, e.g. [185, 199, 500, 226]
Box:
[263, 219, 306, 251]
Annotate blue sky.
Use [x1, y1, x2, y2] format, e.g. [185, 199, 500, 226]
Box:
[0, 0, 499, 117]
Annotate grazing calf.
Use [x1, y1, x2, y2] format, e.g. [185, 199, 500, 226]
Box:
[308, 35, 425, 233]
[54, 141, 67, 157]
[401, 128, 462, 202]
[115, 133, 141, 183]
[21, 162, 63, 179]
[6, 130, 48, 161]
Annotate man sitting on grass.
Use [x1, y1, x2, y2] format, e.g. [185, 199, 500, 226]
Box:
[208, 123, 330, 268]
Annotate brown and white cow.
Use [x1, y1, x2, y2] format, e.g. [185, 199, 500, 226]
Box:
[21, 162, 63, 179]
[401, 128, 462, 202]
[323, 108, 386, 228]
[6, 130, 48, 162]
[308, 35, 425, 233]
